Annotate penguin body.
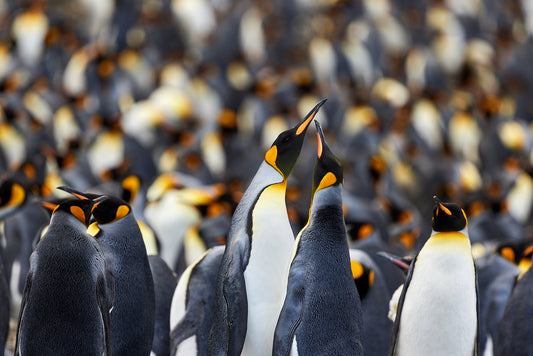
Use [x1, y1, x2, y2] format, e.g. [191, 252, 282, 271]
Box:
[390, 197, 479, 356]
[350, 249, 392, 356]
[3, 200, 50, 305]
[208, 100, 325, 355]
[89, 195, 155, 355]
[494, 256, 533, 355]
[15, 199, 114, 355]
[273, 121, 364, 355]
[170, 245, 224, 356]
[149, 255, 178, 356]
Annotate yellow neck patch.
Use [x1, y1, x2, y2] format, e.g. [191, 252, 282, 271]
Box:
[70, 206, 86, 225]
[316, 172, 337, 192]
[87, 221, 100, 236]
[265, 145, 283, 176]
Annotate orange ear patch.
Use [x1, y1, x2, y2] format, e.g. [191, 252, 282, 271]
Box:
[70, 206, 86, 224]
[7, 183, 25, 207]
[351, 260, 364, 280]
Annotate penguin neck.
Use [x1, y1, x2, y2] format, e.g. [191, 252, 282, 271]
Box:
[308, 184, 342, 216]
[430, 226, 469, 239]
[49, 211, 86, 231]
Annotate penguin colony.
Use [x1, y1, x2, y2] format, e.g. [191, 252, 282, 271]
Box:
[0, 0, 532, 355]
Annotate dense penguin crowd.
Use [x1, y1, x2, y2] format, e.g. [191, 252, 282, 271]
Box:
[0, 0, 533, 355]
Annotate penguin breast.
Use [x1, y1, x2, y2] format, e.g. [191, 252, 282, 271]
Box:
[397, 232, 477, 356]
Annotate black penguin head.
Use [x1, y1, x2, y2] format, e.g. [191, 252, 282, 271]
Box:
[0, 178, 27, 209]
[121, 175, 141, 203]
[431, 196, 467, 232]
[351, 260, 374, 300]
[312, 120, 343, 194]
[91, 195, 131, 225]
[52, 198, 93, 226]
[264, 99, 326, 179]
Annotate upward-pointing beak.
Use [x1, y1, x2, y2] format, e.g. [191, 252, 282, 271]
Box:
[295, 98, 327, 136]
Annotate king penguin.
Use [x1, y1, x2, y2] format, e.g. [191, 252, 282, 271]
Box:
[170, 245, 225, 356]
[273, 120, 364, 355]
[389, 196, 479, 356]
[87, 194, 156, 356]
[15, 197, 115, 355]
[207, 99, 326, 356]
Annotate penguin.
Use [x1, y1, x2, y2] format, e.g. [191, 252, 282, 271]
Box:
[149, 254, 178, 356]
[170, 245, 225, 356]
[208, 99, 326, 356]
[350, 249, 393, 356]
[86, 194, 156, 356]
[15, 198, 114, 355]
[494, 253, 533, 355]
[389, 196, 479, 355]
[273, 120, 364, 355]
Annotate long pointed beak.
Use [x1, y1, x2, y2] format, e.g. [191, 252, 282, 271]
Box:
[315, 120, 327, 158]
[295, 98, 327, 136]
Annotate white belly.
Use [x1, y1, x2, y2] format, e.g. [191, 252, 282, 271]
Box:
[397, 233, 477, 356]
[242, 183, 294, 356]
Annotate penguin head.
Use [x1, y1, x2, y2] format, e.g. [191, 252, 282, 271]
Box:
[0, 178, 27, 210]
[350, 260, 374, 300]
[91, 195, 132, 225]
[431, 196, 467, 232]
[264, 99, 326, 179]
[51, 198, 93, 226]
[121, 174, 141, 203]
[312, 120, 343, 194]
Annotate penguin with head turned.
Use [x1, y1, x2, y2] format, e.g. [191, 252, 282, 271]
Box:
[60, 186, 156, 356]
[208, 99, 326, 356]
[273, 121, 364, 355]
[15, 197, 115, 355]
[87, 193, 156, 356]
[389, 196, 479, 355]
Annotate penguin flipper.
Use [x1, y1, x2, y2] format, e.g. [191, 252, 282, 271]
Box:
[273, 265, 306, 356]
[96, 269, 115, 356]
[14, 270, 32, 355]
[222, 255, 248, 355]
[208, 241, 248, 355]
[388, 254, 418, 356]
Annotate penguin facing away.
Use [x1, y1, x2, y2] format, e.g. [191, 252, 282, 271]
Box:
[273, 121, 364, 355]
[207, 99, 326, 356]
[389, 196, 479, 356]
[170, 245, 225, 356]
[87, 194, 156, 356]
[15, 198, 115, 356]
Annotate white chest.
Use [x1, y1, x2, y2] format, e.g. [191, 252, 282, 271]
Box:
[242, 183, 294, 356]
[397, 233, 477, 356]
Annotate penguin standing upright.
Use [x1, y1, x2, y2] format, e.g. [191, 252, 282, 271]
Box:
[208, 100, 326, 356]
[494, 252, 533, 355]
[273, 121, 364, 355]
[15, 198, 115, 355]
[170, 245, 225, 356]
[88, 194, 155, 356]
[389, 196, 479, 356]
